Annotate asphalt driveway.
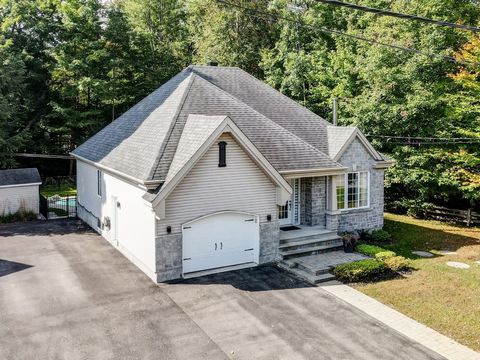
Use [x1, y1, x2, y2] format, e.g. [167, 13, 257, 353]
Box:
[0, 220, 444, 360]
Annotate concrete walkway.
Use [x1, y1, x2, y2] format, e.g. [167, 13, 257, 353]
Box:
[320, 282, 480, 360]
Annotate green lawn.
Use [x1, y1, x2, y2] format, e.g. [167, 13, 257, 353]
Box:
[40, 183, 77, 197]
[354, 213, 480, 351]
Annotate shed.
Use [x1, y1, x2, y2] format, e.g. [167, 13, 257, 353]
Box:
[0, 168, 42, 216]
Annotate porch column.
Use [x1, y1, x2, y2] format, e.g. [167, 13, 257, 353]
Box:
[325, 175, 340, 232]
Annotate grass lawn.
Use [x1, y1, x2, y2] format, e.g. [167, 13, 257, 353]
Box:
[353, 213, 480, 351]
[40, 183, 77, 197]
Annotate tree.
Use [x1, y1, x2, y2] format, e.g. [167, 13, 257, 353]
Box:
[188, 0, 278, 77]
[0, 39, 30, 167]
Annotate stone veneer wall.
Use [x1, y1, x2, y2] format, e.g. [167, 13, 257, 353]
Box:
[300, 177, 326, 227]
[337, 137, 385, 232]
[155, 220, 279, 282]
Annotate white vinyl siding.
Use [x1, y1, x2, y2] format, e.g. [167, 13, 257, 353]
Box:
[156, 133, 277, 236]
[76, 161, 157, 279]
[0, 185, 40, 216]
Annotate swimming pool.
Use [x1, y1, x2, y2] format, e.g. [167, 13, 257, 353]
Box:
[54, 198, 76, 207]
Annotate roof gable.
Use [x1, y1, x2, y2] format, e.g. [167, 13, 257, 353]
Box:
[327, 126, 384, 162]
[148, 115, 292, 207]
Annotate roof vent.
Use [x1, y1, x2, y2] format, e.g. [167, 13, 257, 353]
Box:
[207, 60, 218, 66]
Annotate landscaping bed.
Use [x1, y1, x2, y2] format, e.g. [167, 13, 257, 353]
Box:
[352, 213, 480, 352]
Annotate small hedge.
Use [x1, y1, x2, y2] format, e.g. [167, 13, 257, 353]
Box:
[370, 229, 391, 242]
[333, 259, 390, 282]
[355, 244, 387, 257]
[384, 256, 410, 271]
[375, 250, 396, 261]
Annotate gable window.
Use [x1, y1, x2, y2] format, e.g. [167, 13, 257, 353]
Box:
[97, 170, 102, 197]
[218, 141, 227, 167]
[333, 171, 369, 210]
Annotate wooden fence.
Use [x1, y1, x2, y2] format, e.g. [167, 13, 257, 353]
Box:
[424, 206, 480, 227]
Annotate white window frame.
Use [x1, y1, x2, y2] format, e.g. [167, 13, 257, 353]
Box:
[334, 171, 370, 211]
[97, 170, 102, 197]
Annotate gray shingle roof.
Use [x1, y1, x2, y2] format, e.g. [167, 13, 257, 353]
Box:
[0, 168, 41, 187]
[72, 70, 194, 180]
[72, 65, 374, 184]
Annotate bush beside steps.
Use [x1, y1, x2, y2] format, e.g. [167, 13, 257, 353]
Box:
[333, 235, 411, 283]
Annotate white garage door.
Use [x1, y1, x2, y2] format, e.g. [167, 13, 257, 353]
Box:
[182, 211, 259, 274]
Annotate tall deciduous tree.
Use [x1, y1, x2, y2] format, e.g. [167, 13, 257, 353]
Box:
[188, 0, 278, 77]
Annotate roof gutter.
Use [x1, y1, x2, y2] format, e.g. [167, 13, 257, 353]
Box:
[280, 166, 348, 179]
[70, 154, 162, 188]
[0, 182, 42, 189]
[373, 160, 395, 169]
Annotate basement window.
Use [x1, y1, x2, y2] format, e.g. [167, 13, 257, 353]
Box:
[218, 141, 227, 167]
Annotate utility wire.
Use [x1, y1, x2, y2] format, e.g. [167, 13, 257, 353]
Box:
[366, 135, 480, 140]
[212, 0, 475, 66]
[314, 0, 480, 33]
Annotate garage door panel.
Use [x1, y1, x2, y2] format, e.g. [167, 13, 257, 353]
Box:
[182, 212, 259, 274]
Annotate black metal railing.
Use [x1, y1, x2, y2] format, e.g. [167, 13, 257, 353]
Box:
[39, 194, 77, 220]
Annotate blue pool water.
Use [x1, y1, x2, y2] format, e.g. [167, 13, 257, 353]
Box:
[54, 198, 76, 207]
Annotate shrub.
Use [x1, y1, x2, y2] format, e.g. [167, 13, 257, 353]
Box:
[370, 229, 391, 243]
[355, 244, 387, 257]
[384, 256, 410, 272]
[0, 210, 37, 223]
[333, 259, 390, 282]
[375, 250, 396, 261]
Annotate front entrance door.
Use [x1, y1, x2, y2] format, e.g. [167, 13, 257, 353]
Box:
[278, 178, 301, 226]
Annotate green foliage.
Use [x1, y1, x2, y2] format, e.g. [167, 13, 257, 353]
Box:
[187, 0, 277, 77]
[333, 259, 390, 282]
[374, 251, 396, 261]
[0, 209, 37, 223]
[384, 256, 410, 272]
[0, 39, 31, 167]
[355, 244, 388, 257]
[370, 229, 391, 243]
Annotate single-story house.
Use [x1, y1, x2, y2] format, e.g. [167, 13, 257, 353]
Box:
[0, 168, 42, 216]
[71, 65, 393, 282]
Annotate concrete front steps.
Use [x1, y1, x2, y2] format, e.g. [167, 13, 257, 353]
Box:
[278, 250, 370, 285]
[279, 228, 343, 260]
[277, 226, 369, 284]
[278, 260, 336, 284]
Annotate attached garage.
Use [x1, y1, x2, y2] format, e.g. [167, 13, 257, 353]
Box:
[182, 211, 260, 274]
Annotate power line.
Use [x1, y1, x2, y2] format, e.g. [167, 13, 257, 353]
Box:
[314, 0, 480, 33]
[212, 0, 475, 66]
[365, 135, 480, 145]
[366, 135, 480, 140]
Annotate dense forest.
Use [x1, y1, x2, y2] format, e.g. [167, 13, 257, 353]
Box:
[1, 0, 479, 213]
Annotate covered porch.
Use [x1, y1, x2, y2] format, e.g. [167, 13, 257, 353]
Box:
[278, 174, 361, 232]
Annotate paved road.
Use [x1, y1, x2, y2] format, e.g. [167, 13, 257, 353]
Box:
[0, 220, 444, 360]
